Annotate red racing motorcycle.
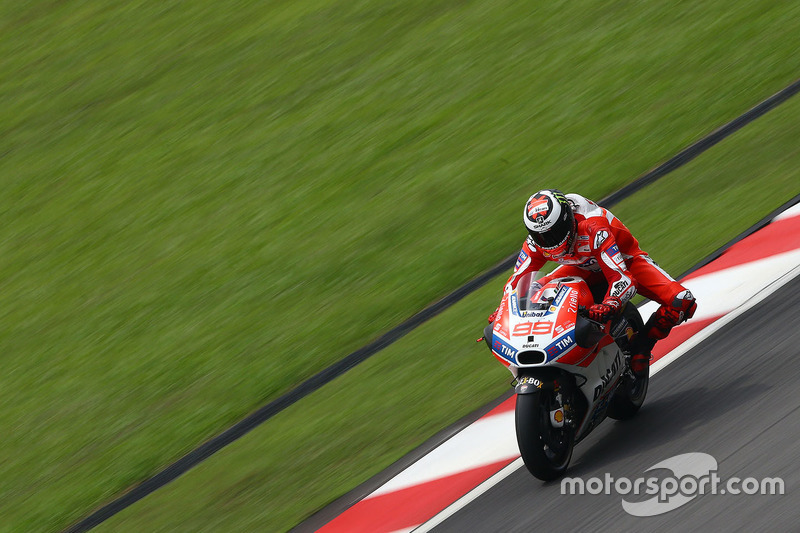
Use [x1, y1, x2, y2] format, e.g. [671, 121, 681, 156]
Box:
[482, 272, 648, 481]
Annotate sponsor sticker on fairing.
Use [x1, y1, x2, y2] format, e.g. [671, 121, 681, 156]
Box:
[543, 286, 571, 317]
[492, 337, 518, 363]
[493, 299, 510, 338]
[520, 310, 546, 318]
[545, 331, 576, 360]
[552, 286, 570, 307]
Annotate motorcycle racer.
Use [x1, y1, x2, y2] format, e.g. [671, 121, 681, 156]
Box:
[489, 189, 697, 377]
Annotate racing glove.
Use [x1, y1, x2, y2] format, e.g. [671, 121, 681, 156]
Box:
[529, 281, 543, 296]
[588, 297, 622, 322]
[488, 306, 499, 323]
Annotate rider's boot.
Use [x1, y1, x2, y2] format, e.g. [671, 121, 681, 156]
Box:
[629, 333, 655, 379]
[630, 293, 697, 379]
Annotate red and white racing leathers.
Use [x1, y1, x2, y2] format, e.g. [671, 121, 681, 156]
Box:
[504, 193, 696, 342]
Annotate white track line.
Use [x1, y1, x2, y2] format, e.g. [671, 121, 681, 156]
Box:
[413, 260, 800, 533]
[410, 458, 525, 533]
[773, 202, 800, 221]
[371, 410, 518, 497]
[650, 261, 800, 375]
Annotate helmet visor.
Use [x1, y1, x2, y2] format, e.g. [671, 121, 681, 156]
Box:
[529, 213, 573, 250]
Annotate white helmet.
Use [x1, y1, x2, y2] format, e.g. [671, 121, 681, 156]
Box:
[523, 189, 576, 257]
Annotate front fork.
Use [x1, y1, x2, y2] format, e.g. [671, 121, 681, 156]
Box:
[549, 388, 567, 429]
[515, 371, 580, 430]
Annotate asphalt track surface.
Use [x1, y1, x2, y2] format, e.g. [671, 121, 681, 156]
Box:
[433, 275, 800, 532]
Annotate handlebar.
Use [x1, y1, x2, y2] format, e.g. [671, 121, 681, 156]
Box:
[577, 305, 609, 326]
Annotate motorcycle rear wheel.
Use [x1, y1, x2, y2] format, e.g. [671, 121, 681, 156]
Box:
[607, 372, 648, 420]
[515, 391, 574, 481]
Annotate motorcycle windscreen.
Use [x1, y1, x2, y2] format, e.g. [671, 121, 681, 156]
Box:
[515, 272, 550, 312]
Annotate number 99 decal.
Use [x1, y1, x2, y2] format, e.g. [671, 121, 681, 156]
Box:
[512, 322, 553, 336]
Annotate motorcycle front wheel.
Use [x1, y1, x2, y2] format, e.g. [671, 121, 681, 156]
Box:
[515, 391, 574, 481]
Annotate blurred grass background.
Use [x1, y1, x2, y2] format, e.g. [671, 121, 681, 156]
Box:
[0, 0, 798, 531]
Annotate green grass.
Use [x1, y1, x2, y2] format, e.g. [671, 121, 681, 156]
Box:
[95, 92, 800, 532]
[0, 0, 799, 531]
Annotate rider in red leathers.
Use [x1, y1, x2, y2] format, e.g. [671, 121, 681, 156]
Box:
[489, 189, 697, 377]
